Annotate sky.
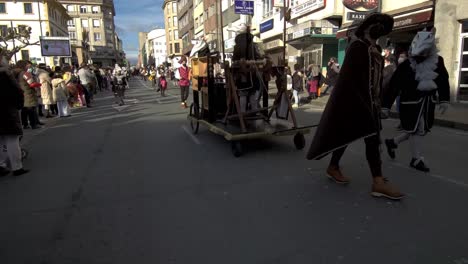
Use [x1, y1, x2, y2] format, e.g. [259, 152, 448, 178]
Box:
[114, 0, 166, 64]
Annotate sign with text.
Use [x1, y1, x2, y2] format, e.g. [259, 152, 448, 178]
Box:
[260, 19, 274, 33]
[234, 0, 254, 15]
[291, 0, 326, 20]
[347, 11, 369, 21]
[40, 37, 71, 57]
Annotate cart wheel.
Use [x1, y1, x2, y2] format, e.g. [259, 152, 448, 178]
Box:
[294, 133, 306, 150]
[189, 103, 199, 134]
[231, 141, 243, 157]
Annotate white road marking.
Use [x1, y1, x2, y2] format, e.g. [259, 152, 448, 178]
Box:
[348, 148, 468, 189]
[182, 125, 202, 145]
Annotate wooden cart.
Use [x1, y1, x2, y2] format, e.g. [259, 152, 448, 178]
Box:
[188, 55, 314, 157]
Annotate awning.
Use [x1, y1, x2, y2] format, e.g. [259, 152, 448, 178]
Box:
[336, 7, 433, 39]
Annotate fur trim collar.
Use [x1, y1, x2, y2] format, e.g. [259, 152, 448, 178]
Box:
[409, 47, 439, 92]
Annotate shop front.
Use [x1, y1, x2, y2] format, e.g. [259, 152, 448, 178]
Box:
[336, 2, 434, 55]
[264, 38, 285, 66]
[287, 20, 339, 69]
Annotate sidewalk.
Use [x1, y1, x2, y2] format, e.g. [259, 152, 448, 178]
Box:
[267, 82, 468, 131]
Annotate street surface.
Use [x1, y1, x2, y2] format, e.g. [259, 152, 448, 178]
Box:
[1, 78, 468, 264]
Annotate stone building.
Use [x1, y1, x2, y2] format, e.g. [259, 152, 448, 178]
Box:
[0, 0, 70, 66]
[59, 0, 118, 66]
[434, 0, 468, 102]
[163, 0, 183, 66]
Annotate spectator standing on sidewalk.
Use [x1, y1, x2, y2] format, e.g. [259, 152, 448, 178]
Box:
[322, 57, 339, 96]
[77, 63, 93, 107]
[51, 72, 71, 117]
[382, 28, 450, 173]
[0, 56, 29, 177]
[37, 65, 55, 118]
[15, 60, 42, 129]
[292, 64, 303, 108]
[178, 55, 191, 108]
[306, 13, 404, 200]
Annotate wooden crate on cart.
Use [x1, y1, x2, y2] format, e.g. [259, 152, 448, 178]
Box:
[191, 57, 208, 77]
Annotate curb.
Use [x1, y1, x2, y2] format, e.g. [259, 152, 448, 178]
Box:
[390, 111, 468, 132]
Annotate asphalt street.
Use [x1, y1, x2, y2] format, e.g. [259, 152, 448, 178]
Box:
[1, 78, 468, 264]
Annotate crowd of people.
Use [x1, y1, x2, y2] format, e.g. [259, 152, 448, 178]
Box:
[1, 58, 127, 177]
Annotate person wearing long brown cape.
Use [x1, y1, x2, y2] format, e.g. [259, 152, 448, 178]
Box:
[306, 13, 404, 200]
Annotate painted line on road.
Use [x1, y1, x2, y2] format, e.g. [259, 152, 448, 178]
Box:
[390, 161, 468, 189]
[182, 125, 202, 145]
[348, 148, 468, 189]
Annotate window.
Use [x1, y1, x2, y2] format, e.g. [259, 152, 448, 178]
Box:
[69, 31, 76, 39]
[0, 25, 8, 37]
[168, 17, 171, 28]
[0, 3, 6, 13]
[170, 44, 173, 55]
[208, 4, 215, 16]
[172, 2, 177, 13]
[93, 19, 100, 28]
[263, 0, 274, 18]
[173, 17, 178, 27]
[169, 30, 172, 41]
[94, 32, 101, 41]
[174, 30, 178, 40]
[24, 3, 33, 14]
[175, 43, 180, 53]
[67, 19, 75, 26]
[92, 6, 99, 14]
[80, 6, 87, 13]
[21, 50, 30, 61]
[81, 19, 88, 28]
[67, 5, 74, 12]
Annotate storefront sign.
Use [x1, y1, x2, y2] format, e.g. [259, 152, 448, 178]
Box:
[393, 8, 433, 29]
[273, 0, 285, 7]
[342, 0, 379, 12]
[336, 7, 433, 38]
[291, 0, 326, 20]
[260, 19, 274, 33]
[347, 12, 368, 21]
[234, 0, 254, 15]
[265, 39, 284, 50]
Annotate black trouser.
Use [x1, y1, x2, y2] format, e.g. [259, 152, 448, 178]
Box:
[21, 107, 39, 128]
[180, 85, 189, 103]
[83, 86, 91, 106]
[50, 104, 58, 115]
[330, 134, 382, 177]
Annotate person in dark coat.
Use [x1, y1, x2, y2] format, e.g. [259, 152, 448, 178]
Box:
[382, 28, 450, 173]
[0, 57, 29, 177]
[322, 57, 339, 95]
[306, 13, 404, 200]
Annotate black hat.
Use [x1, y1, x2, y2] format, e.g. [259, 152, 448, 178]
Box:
[355, 13, 394, 38]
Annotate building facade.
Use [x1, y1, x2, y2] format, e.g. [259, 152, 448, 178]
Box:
[0, 0, 70, 66]
[193, 0, 204, 40]
[146, 28, 167, 67]
[178, 0, 194, 55]
[434, 0, 468, 102]
[162, 0, 182, 66]
[137, 31, 147, 67]
[59, 0, 118, 67]
[203, 0, 220, 54]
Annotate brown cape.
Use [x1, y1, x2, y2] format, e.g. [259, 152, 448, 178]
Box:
[306, 39, 381, 160]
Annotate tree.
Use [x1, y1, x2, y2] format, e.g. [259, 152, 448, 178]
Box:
[0, 26, 39, 61]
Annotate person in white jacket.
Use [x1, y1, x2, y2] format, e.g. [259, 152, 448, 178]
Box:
[51, 73, 70, 117]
